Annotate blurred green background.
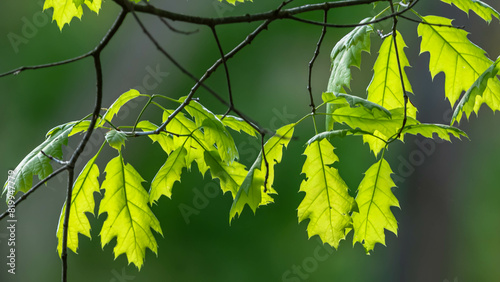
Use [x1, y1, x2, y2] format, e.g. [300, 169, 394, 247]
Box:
[1, 0, 500, 281]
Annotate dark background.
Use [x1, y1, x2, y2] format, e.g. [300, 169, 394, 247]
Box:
[1, 0, 499, 281]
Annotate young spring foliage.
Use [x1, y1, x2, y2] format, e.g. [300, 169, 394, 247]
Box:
[3, 0, 500, 272]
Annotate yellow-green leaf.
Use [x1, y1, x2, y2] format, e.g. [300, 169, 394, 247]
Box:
[441, 0, 500, 23]
[418, 15, 493, 107]
[105, 130, 127, 151]
[136, 120, 176, 155]
[401, 123, 468, 141]
[298, 139, 356, 248]
[98, 154, 162, 270]
[181, 98, 238, 164]
[367, 31, 416, 118]
[204, 150, 247, 198]
[56, 151, 101, 256]
[452, 56, 500, 123]
[100, 89, 147, 127]
[352, 158, 399, 253]
[149, 147, 187, 204]
[43, 0, 102, 30]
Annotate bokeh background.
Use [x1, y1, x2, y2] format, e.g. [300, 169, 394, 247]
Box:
[1, 0, 499, 281]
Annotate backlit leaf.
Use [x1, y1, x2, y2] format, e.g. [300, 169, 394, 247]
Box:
[100, 89, 147, 127]
[217, 115, 259, 137]
[352, 158, 399, 253]
[181, 98, 238, 164]
[298, 139, 356, 248]
[204, 150, 247, 198]
[401, 124, 468, 141]
[149, 147, 187, 204]
[43, 0, 102, 30]
[229, 153, 265, 222]
[418, 15, 494, 107]
[98, 154, 162, 270]
[441, 0, 500, 23]
[56, 151, 101, 256]
[136, 120, 176, 155]
[367, 31, 416, 118]
[452, 56, 500, 123]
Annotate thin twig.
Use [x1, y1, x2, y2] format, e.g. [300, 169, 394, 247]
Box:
[261, 134, 270, 193]
[143, 1, 198, 35]
[210, 26, 234, 118]
[288, 0, 418, 28]
[388, 0, 408, 140]
[41, 151, 69, 165]
[307, 10, 328, 113]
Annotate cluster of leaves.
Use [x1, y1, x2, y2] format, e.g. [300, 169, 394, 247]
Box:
[3, 0, 500, 272]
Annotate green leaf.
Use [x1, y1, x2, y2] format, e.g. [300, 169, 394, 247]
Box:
[228, 123, 295, 221]
[3, 123, 74, 196]
[401, 124, 468, 141]
[203, 150, 247, 198]
[216, 115, 259, 137]
[136, 120, 176, 155]
[105, 130, 127, 151]
[322, 92, 392, 117]
[261, 123, 295, 192]
[307, 129, 378, 144]
[161, 110, 207, 174]
[56, 151, 101, 256]
[327, 18, 373, 92]
[326, 18, 373, 131]
[418, 15, 494, 107]
[229, 153, 265, 222]
[181, 98, 238, 164]
[98, 154, 162, 270]
[43, 0, 102, 30]
[329, 107, 417, 139]
[441, 0, 500, 23]
[149, 147, 187, 204]
[298, 139, 356, 248]
[352, 158, 399, 254]
[367, 31, 417, 118]
[452, 56, 500, 123]
[100, 89, 146, 127]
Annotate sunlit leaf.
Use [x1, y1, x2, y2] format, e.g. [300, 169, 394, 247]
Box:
[298, 139, 356, 248]
[149, 147, 187, 204]
[43, 0, 102, 30]
[217, 115, 259, 137]
[401, 123, 468, 141]
[100, 89, 147, 127]
[441, 0, 500, 23]
[181, 98, 238, 164]
[229, 153, 265, 222]
[352, 158, 399, 253]
[418, 15, 495, 107]
[99, 154, 162, 270]
[452, 56, 500, 123]
[56, 151, 101, 256]
[136, 120, 176, 155]
[367, 31, 416, 118]
[204, 150, 247, 198]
